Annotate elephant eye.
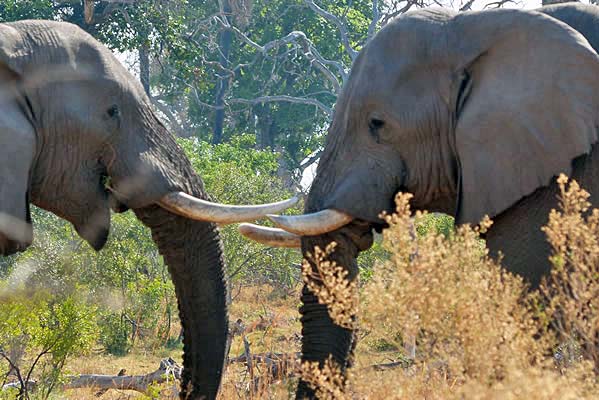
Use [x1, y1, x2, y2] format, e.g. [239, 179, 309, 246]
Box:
[106, 104, 120, 119]
[368, 118, 385, 143]
[369, 118, 385, 130]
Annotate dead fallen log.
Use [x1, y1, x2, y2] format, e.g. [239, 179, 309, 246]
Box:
[2, 380, 37, 392]
[63, 358, 181, 395]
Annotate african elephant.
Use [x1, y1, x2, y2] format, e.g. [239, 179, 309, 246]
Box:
[241, 3, 599, 398]
[0, 20, 296, 399]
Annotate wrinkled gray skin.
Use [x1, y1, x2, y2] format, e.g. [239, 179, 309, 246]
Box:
[0, 21, 227, 399]
[298, 4, 599, 398]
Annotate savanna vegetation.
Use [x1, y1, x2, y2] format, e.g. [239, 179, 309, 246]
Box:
[2, 0, 599, 399]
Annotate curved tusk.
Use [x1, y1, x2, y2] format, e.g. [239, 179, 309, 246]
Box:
[238, 223, 301, 248]
[158, 192, 299, 224]
[267, 209, 353, 236]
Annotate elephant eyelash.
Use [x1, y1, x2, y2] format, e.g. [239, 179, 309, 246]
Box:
[106, 104, 120, 119]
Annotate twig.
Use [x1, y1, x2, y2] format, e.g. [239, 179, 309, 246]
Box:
[0, 351, 27, 397]
[229, 352, 301, 364]
[243, 335, 254, 381]
[369, 360, 411, 371]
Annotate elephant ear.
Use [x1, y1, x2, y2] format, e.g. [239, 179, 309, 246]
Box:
[449, 9, 599, 225]
[0, 24, 36, 252]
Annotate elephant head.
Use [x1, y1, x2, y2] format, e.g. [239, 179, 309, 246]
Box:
[241, 4, 599, 398]
[0, 20, 297, 399]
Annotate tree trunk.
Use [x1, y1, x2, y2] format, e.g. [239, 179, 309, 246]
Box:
[212, 0, 233, 144]
[254, 104, 276, 149]
[139, 42, 151, 96]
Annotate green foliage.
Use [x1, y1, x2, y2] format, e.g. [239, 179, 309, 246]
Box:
[0, 205, 175, 358]
[416, 213, 455, 238]
[0, 288, 97, 398]
[0, 0, 54, 22]
[178, 134, 283, 204]
[357, 238, 387, 283]
[98, 312, 131, 356]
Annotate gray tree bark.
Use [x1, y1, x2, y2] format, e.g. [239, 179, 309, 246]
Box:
[139, 42, 151, 96]
[213, 0, 233, 144]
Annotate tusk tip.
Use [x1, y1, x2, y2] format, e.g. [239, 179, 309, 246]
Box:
[238, 223, 257, 235]
[285, 196, 301, 207]
[266, 214, 285, 223]
[238, 223, 301, 248]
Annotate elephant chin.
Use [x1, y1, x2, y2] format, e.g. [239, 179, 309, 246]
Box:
[73, 209, 111, 251]
[76, 225, 109, 251]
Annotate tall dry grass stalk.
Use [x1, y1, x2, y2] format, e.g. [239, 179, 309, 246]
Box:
[540, 174, 599, 373]
[302, 176, 599, 399]
[302, 243, 358, 330]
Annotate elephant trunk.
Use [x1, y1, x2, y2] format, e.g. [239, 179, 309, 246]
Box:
[134, 205, 229, 400]
[297, 226, 369, 399]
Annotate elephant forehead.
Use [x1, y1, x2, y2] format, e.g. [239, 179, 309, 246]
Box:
[364, 9, 452, 67]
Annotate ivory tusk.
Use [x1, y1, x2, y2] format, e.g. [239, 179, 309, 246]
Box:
[238, 223, 301, 248]
[158, 192, 299, 224]
[267, 209, 353, 236]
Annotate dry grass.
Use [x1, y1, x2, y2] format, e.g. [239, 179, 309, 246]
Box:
[49, 175, 599, 399]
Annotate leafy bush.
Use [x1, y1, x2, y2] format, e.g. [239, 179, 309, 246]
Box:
[98, 312, 132, 356]
[0, 288, 97, 398]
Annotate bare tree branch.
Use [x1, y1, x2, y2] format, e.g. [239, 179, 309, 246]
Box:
[459, 0, 477, 11]
[380, 0, 421, 26]
[300, 149, 322, 172]
[229, 95, 332, 116]
[368, 0, 380, 41]
[0, 350, 26, 397]
[218, 19, 344, 91]
[483, 0, 517, 8]
[304, 0, 359, 61]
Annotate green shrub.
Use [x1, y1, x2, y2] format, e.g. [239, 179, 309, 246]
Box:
[0, 288, 97, 398]
[98, 312, 132, 356]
